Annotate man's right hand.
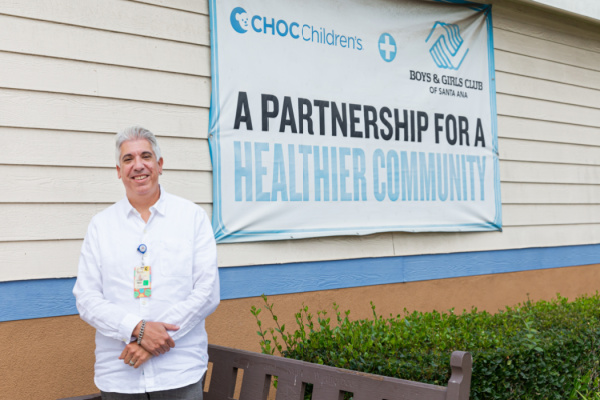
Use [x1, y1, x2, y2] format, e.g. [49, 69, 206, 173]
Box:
[134, 321, 180, 356]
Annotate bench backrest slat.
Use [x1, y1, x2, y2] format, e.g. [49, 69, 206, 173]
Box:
[203, 346, 239, 399]
[206, 345, 472, 400]
[238, 363, 272, 400]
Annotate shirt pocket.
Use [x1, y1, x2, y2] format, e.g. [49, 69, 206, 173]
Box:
[159, 238, 193, 277]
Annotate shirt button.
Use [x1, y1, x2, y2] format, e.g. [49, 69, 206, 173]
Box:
[141, 299, 148, 306]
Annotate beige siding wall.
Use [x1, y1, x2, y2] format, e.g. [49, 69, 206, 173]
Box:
[0, 0, 599, 283]
[0, 0, 212, 282]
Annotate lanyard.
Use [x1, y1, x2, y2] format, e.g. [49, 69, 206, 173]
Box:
[137, 244, 148, 266]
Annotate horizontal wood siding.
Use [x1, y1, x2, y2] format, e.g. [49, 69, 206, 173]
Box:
[0, 0, 210, 44]
[0, 0, 599, 282]
[0, 52, 211, 106]
[129, 0, 208, 15]
[0, 128, 211, 169]
[0, 14, 210, 75]
[0, 166, 211, 203]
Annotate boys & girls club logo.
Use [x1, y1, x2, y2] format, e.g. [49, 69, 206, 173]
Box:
[426, 22, 468, 70]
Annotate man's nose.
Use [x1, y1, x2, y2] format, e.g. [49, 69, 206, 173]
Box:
[133, 156, 144, 170]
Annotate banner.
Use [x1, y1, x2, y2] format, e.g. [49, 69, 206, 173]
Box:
[208, 0, 501, 243]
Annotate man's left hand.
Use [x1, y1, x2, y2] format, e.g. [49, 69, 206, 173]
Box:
[119, 342, 152, 369]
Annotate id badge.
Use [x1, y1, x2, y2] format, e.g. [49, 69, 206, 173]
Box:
[134, 265, 152, 298]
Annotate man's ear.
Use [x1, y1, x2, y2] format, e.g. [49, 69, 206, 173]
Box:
[117, 164, 122, 179]
[158, 158, 164, 175]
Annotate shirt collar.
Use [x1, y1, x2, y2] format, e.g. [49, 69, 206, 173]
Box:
[151, 186, 167, 217]
[120, 185, 167, 219]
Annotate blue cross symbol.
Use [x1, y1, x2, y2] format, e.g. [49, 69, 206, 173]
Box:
[378, 33, 397, 62]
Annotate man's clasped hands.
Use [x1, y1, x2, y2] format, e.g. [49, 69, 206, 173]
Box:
[119, 321, 179, 368]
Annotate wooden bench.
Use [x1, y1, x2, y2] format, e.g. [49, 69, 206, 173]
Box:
[61, 344, 472, 400]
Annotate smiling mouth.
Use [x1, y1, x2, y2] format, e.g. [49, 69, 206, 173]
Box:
[133, 175, 149, 181]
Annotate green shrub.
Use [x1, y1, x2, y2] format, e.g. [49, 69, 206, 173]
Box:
[571, 370, 600, 400]
[251, 294, 600, 400]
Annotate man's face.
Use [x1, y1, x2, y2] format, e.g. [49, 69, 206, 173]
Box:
[117, 139, 163, 201]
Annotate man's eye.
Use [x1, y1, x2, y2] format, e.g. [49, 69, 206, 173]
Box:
[123, 158, 132, 163]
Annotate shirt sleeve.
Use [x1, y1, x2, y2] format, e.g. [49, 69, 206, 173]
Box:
[154, 207, 220, 341]
[73, 218, 142, 343]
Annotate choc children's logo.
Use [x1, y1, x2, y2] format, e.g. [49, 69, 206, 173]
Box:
[228, 6, 363, 51]
[230, 7, 249, 34]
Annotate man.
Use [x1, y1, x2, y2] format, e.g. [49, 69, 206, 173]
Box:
[73, 126, 219, 399]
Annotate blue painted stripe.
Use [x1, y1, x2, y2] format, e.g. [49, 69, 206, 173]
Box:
[220, 244, 600, 298]
[0, 278, 79, 322]
[1, 244, 599, 322]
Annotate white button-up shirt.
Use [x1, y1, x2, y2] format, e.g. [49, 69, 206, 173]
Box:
[73, 189, 220, 393]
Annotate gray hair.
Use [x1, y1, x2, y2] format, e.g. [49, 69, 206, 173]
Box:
[115, 126, 162, 166]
